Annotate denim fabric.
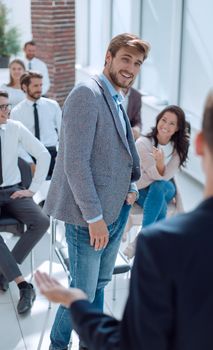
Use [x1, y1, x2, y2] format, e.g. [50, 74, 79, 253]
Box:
[137, 180, 176, 228]
[50, 204, 131, 350]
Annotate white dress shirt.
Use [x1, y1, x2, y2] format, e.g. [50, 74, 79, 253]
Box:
[23, 57, 50, 95]
[11, 97, 62, 163]
[0, 84, 26, 108]
[0, 120, 50, 193]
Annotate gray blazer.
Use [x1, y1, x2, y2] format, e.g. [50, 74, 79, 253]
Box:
[44, 76, 140, 226]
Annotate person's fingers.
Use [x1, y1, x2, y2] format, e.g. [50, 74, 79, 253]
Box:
[90, 234, 95, 247]
[103, 235, 109, 249]
[94, 237, 101, 250]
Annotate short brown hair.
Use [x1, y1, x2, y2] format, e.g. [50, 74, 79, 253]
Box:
[107, 33, 150, 61]
[0, 90, 9, 98]
[20, 71, 43, 90]
[203, 91, 213, 152]
[24, 40, 36, 49]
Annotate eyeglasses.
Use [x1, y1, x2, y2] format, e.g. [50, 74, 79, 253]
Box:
[0, 104, 12, 111]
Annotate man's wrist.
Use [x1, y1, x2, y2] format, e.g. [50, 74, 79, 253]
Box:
[87, 214, 103, 224]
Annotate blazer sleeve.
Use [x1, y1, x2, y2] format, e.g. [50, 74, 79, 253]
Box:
[120, 232, 174, 350]
[70, 230, 174, 350]
[71, 300, 121, 350]
[62, 84, 103, 221]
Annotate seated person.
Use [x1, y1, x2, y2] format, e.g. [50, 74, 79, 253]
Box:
[122, 86, 142, 140]
[0, 58, 26, 109]
[11, 71, 62, 177]
[0, 90, 50, 314]
[124, 105, 190, 258]
[35, 90, 213, 350]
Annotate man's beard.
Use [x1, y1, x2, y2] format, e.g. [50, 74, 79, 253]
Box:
[27, 90, 42, 100]
[108, 66, 134, 89]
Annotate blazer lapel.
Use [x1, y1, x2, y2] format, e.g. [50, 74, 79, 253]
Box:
[92, 76, 130, 153]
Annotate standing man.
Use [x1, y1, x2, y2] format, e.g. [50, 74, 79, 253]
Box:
[11, 71, 62, 178]
[36, 90, 213, 350]
[45, 33, 150, 350]
[23, 40, 50, 95]
[0, 90, 50, 314]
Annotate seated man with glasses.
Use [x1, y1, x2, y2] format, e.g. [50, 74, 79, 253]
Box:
[0, 90, 50, 314]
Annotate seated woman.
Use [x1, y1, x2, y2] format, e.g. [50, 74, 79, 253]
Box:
[1, 58, 26, 108]
[124, 105, 190, 258]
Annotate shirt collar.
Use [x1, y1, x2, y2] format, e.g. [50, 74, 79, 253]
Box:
[26, 98, 41, 106]
[99, 74, 125, 106]
[26, 57, 36, 63]
[0, 123, 7, 130]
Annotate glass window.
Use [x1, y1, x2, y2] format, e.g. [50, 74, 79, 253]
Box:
[140, 0, 176, 103]
[87, 0, 112, 70]
[179, 0, 213, 119]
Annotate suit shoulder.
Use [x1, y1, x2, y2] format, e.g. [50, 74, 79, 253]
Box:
[74, 78, 100, 94]
[143, 201, 213, 243]
[65, 78, 100, 105]
[130, 87, 142, 98]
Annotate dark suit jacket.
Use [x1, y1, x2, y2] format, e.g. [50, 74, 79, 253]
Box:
[70, 197, 213, 350]
[127, 87, 142, 129]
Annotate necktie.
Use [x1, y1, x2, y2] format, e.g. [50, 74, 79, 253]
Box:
[33, 103, 40, 140]
[113, 95, 127, 135]
[0, 135, 3, 185]
[28, 61, 32, 70]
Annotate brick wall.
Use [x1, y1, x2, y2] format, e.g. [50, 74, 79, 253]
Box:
[31, 0, 75, 106]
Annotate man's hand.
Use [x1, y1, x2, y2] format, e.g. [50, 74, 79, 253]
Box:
[89, 219, 109, 251]
[10, 189, 34, 199]
[126, 191, 137, 205]
[35, 271, 87, 307]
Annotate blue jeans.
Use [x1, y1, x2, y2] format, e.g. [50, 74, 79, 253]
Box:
[137, 180, 176, 228]
[50, 203, 131, 349]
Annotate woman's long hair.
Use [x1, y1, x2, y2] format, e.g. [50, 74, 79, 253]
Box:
[7, 59, 26, 87]
[146, 105, 190, 167]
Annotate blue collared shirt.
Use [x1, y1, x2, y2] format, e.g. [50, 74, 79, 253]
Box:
[99, 74, 127, 135]
[87, 74, 138, 224]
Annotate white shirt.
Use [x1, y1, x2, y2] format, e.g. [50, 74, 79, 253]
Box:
[158, 142, 174, 165]
[11, 97, 62, 163]
[0, 84, 26, 108]
[0, 120, 50, 193]
[23, 57, 50, 95]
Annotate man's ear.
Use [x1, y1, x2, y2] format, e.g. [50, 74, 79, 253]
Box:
[22, 84, 27, 93]
[105, 51, 112, 65]
[195, 131, 204, 156]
